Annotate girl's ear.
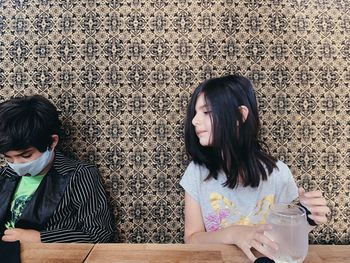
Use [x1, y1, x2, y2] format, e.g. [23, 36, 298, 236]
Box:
[239, 105, 249, 122]
[50, 134, 59, 150]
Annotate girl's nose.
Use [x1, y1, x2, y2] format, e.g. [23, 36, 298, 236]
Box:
[192, 114, 199, 126]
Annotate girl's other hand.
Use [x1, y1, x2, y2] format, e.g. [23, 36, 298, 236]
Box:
[229, 224, 278, 262]
[298, 187, 330, 225]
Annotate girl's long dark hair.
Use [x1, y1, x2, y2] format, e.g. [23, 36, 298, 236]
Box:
[185, 74, 277, 188]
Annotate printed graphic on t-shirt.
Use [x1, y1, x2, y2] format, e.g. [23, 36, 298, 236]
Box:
[5, 195, 32, 229]
[205, 192, 274, 231]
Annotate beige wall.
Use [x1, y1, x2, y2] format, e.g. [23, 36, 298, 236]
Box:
[0, 0, 349, 243]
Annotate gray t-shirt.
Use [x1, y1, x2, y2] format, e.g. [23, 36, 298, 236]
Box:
[180, 160, 298, 232]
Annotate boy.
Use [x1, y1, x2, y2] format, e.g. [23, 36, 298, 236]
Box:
[0, 95, 114, 243]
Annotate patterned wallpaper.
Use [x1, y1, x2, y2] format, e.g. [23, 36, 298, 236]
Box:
[0, 0, 349, 244]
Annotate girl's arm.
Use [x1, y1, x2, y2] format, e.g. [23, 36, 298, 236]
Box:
[184, 192, 278, 262]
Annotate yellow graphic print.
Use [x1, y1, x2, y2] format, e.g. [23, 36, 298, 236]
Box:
[206, 192, 274, 231]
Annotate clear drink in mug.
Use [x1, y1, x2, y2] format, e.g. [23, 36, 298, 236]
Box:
[264, 203, 309, 263]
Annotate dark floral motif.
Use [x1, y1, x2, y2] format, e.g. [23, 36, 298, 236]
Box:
[292, 39, 314, 62]
[34, 40, 52, 60]
[127, 172, 149, 198]
[315, 14, 335, 36]
[174, 63, 195, 89]
[11, 0, 30, 10]
[295, 146, 317, 172]
[267, 12, 288, 36]
[82, 92, 101, 115]
[320, 119, 341, 144]
[291, 14, 310, 34]
[58, 67, 76, 88]
[33, 13, 54, 36]
[150, 65, 171, 87]
[149, 37, 171, 63]
[0, 15, 6, 34]
[126, 64, 147, 89]
[271, 119, 293, 144]
[174, 38, 193, 60]
[81, 11, 101, 36]
[220, 10, 240, 34]
[104, 37, 124, 62]
[172, 10, 194, 34]
[295, 92, 317, 116]
[150, 91, 171, 116]
[79, 64, 101, 89]
[152, 145, 172, 170]
[33, 65, 54, 90]
[82, 38, 100, 61]
[150, 12, 168, 34]
[57, 92, 77, 116]
[10, 66, 29, 88]
[127, 39, 146, 60]
[269, 65, 290, 89]
[222, 38, 240, 60]
[244, 38, 266, 63]
[196, 37, 218, 62]
[126, 12, 146, 36]
[9, 39, 30, 64]
[58, 13, 76, 34]
[105, 145, 125, 170]
[245, 13, 263, 33]
[81, 118, 102, 143]
[105, 12, 123, 33]
[296, 120, 317, 143]
[105, 93, 126, 117]
[151, 200, 172, 223]
[106, 119, 123, 139]
[57, 38, 78, 62]
[105, 65, 123, 87]
[129, 146, 148, 168]
[127, 118, 148, 143]
[317, 65, 339, 89]
[151, 227, 172, 243]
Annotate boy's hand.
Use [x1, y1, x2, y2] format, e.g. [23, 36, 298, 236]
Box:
[298, 187, 330, 225]
[2, 228, 41, 243]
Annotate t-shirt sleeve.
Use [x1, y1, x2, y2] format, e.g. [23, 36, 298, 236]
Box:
[179, 161, 201, 202]
[275, 162, 299, 204]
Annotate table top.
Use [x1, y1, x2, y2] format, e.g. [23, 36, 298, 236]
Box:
[21, 243, 94, 263]
[20, 243, 350, 263]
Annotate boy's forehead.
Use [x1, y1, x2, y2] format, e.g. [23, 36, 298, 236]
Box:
[3, 147, 38, 156]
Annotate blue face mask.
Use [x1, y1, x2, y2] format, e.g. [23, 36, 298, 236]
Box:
[6, 149, 54, 176]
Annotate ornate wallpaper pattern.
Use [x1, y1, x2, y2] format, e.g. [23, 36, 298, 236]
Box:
[0, 0, 349, 244]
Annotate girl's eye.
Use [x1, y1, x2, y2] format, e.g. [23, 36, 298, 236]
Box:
[204, 110, 212, 114]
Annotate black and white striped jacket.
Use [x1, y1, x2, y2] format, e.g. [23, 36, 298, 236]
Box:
[0, 151, 114, 243]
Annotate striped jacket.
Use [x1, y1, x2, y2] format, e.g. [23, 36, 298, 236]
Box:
[0, 151, 114, 243]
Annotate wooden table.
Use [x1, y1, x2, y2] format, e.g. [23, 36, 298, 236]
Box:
[85, 244, 350, 263]
[21, 243, 94, 263]
[20, 243, 350, 263]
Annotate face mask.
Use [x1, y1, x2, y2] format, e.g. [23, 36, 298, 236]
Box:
[6, 148, 54, 176]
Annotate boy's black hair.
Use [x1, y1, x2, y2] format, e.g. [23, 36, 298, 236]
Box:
[0, 95, 62, 154]
[185, 74, 277, 188]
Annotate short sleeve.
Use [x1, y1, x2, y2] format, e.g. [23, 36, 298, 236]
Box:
[275, 161, 299, 204]
[179, 161, 202, 202]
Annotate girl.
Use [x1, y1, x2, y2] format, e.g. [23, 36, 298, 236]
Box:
[180, 75, 330, 262]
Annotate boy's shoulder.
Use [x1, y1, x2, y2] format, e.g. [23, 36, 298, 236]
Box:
[53, 151, 98, 175]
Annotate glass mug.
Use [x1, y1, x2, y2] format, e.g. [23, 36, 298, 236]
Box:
[264, 203, 309, 263]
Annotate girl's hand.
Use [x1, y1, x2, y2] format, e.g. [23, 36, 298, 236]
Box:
[229, 224, 278, 262]
[2, 228, 41, 243]
[298, 187, 330, 225]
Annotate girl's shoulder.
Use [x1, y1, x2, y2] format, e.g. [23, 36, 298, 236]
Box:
[184, 161, 210, 178]
[270, 160, 293, 182]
